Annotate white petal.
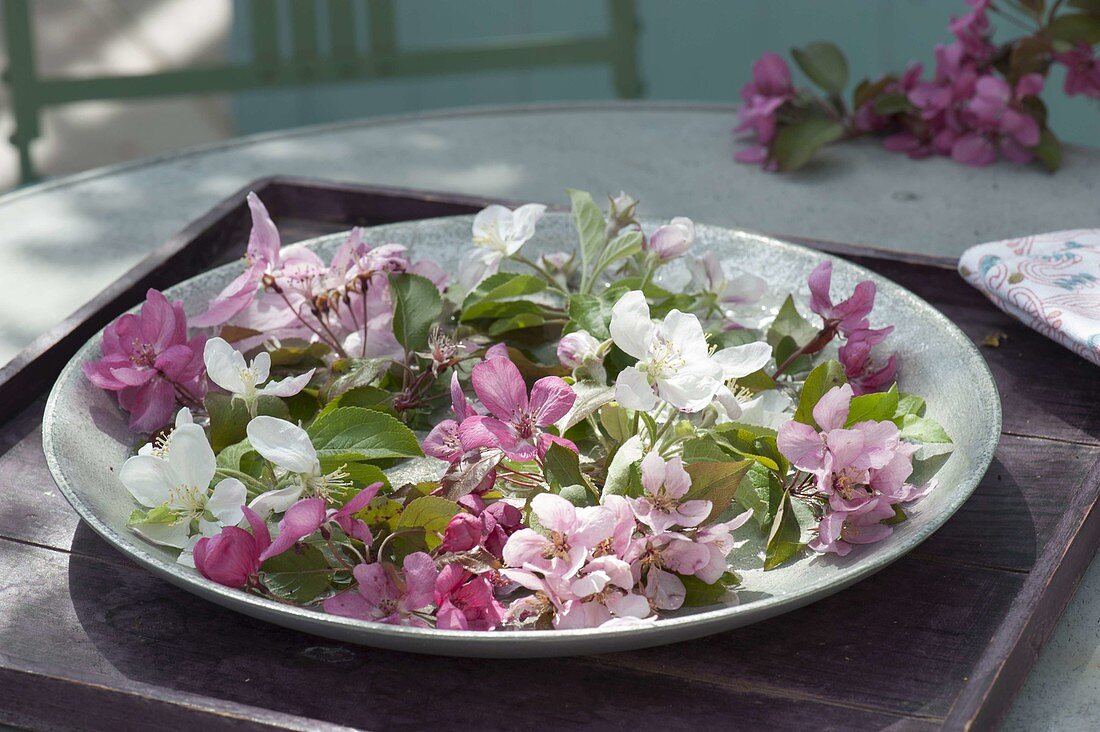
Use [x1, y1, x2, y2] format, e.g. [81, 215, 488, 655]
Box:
[660, 310, 709, 360]
[258, 368, 315, 398]
[711, 342, 773, 380]
[658, 362, 723, 412]
[609, 291, 654, 360]
[714, 385, 743, 422]
[246, 416, 319, 474]
[207, 478, 247, 526]
[615, 366, 659, 411]
[248, 485, 304, 517]
[119, 455, 173, 507]
[167, 424, 217, 490]
[505, 203, 547, 254]
[251, 350, 272, 385]
[472, 205, 512, 252]
[456, 248, 502, 295]
[203, 337, 248, 394]
[133, 519, 192, 550]
[175, 408, 194, 427]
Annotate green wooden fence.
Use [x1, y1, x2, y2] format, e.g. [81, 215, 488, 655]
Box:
[0, 0, 641, 184]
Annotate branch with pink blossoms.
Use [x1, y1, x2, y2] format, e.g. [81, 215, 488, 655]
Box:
[735, 0, 1100, 172]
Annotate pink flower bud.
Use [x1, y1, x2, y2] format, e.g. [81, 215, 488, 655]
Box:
[440, 512, 482, 553]
[647, 217, 695, 261]
[557, 331, 602, 369]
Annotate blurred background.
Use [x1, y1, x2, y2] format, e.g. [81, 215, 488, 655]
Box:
[2, 0, 1097, 192]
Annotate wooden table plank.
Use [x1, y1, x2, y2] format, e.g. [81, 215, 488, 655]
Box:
[0, 538, 938, 731]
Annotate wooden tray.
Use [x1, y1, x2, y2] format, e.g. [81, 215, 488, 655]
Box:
[2, 176, 1097, 731]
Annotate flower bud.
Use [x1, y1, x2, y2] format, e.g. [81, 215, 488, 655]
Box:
[648, 217, 695, 261]
[557, 331, 603, 369]
[609, 191, 639, 222]
[440, 512, 482, 553]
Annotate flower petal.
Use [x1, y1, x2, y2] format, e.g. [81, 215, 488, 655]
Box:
[246, 416, 319, 474]
[203, 337, 248, 394]
[471, 356, 528, 420]
[118, 454, 173, 507]
[615, 366, 658, 411]
[711, 342, 772, 380]
[528, 376, 576, 426]
[609, 291, 654, 359]
[168, 424, 217, 491]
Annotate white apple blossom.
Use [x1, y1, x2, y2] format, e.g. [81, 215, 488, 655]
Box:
[204, 338, 314, 413]
[119, 422, 246, 551]
[609, 291, 772, 413]
[245, 416, 350, 515]
[457, 203, 547, 294]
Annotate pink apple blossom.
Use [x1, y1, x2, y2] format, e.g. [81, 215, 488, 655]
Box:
[83, 288, 206, 432]
[459, 353, 577, 460]
[647, 217, 695, 261]
[839, 327, 898, 395]
[630, 452, 712, 533]
[734, 52, 795, 168]
[1056, 43, 1100, 99]
[324, 553, 438, 626]
[502, 493, 615, 579]
[434, 564, 505, 631]
[193, 506, 271, 588]
[808, 261, 877, 336]
[809, 497, 898, 556]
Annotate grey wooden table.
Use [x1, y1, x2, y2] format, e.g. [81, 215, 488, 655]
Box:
[0, 101, 1097, 729]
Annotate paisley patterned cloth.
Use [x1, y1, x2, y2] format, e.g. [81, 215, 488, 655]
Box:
[959, 229, 1100, 366]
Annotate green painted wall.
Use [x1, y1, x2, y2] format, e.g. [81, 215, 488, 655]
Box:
[231, 0, 1098, 147]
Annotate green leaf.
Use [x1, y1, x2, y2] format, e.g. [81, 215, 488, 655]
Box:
[568, 188, 607, 286]
[683, 459, 753, 523]
[736, 463, 784, 530]
[678, 573, 738, 607]
[1047, 13, 1100, 43]
[791, 42, 849, 94]
[556, 382, 615, 433]
[1032, 128, 1063, 172]
[487, 312, 547, 335]
[1068, 0, 1100, 12]
[307, 407, 423, 462]
[261, 544, 332, 603]
[898, 414, 953, 444]
[592, 230, 643, 279]
[767, 295, 817, 348]
[327, 385, 394, 415]
[764, 494, 805, 570]
[845, 384, 898, 426]
[793, 360, 848, 428]
[603, 435, 643, 496]
[206, 392, 289, 453]
[267, 342, 330, 367]
[324, 358, 387, 401]
[895, 393, 926, 418]
[390, 273, 443, 351]
[773, 118, 845, 172]
[598, 403, 632, 443]
[873, 92, 912, 115]
[682, 436, 734, 463]
[128, 505, 180, 526]
[543, 442, 589, 493]
[568, 294, 612, 339]
[216, 438, 260, 475]
[394, 496, 461, 550]
[461, 273, 547, 321]
[883, 504, 908, 526]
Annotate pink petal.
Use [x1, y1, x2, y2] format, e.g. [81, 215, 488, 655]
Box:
[471, 356, 527, 420]
[245, 192, 281, 265]
[528, 376, 576, 426]
[126, 379, 177, 433]
[536, 433, 578, 459]
[808, 261, 834, 316]
[260, 497, 326, 561]
[401, 552, 439, 610]
[530, 493, 578, 535]
[353, 562, 395, 606]
[951, 133, 997, 166]
[752, 52, 792, 96]
[458, 415, 515, 452]
[241, 505, 271, 551]
[777, 420, 827, 470]
[139, 289, 179, 351]
[191, 264, 262, 327]
[323, 590, 375, 620]
[813, 384, 854, 431]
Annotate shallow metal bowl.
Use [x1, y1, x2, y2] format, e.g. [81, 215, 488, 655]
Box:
[43, 214, 1000, 657]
